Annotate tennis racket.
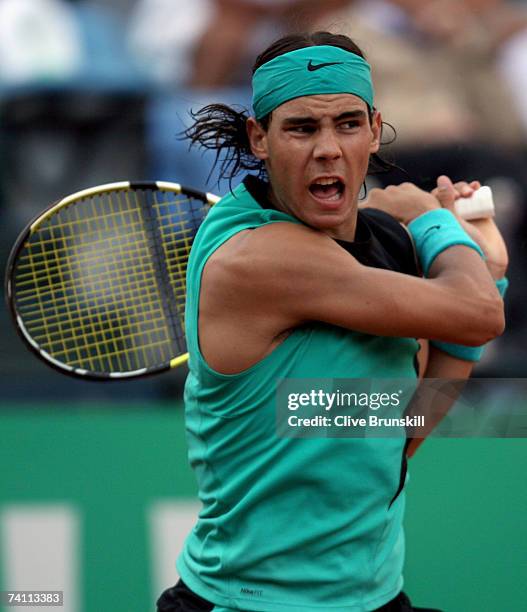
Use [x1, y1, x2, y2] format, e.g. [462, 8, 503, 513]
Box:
[5, 181, 220, 380]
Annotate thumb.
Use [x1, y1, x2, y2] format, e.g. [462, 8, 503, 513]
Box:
[434, 175, 456, 210]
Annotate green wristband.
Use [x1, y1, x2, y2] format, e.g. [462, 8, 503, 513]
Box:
[431, 276, 509, 362]
[408, 208, 484, 277]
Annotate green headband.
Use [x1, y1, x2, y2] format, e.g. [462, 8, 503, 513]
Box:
[252, 45, 374, 120]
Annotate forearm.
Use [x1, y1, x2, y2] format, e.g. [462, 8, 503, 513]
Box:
[407, 205, 505, 345]
[428, 215, 508, 356]
[459, 217, 508, 281]
[428, 246, 500, 314]
[418, 244, 503, 346]
[406, 344, 474, 458]
[410, 209, 497, 296]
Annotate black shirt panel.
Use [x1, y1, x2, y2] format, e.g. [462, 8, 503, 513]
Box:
[244, 174, 272, 208]
[242, 175, 419, 277]
[341, 208, 420, 276]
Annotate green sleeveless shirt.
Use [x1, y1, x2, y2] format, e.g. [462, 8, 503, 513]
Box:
[177, 181, 419, 611]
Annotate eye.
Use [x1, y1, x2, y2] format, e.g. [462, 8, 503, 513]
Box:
[286, 124, 316, 134]
[339, 120, 360, 130]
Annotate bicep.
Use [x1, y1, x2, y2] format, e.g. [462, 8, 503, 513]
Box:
[292, 252, 474, 341]
[216, 222, 498, 346]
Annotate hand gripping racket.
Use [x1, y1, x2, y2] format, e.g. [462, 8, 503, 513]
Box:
[5, 181, 220, 380]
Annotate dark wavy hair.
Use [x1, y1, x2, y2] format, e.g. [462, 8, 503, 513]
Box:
[184, 31, 397, 183]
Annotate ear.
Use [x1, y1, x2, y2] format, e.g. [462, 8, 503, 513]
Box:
[369, 110, 382, 154]
[247, 117, 269, 161]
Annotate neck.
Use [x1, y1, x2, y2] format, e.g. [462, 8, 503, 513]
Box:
[326, 214, 358, 242]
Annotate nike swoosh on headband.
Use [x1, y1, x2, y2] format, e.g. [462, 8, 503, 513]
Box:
[307, 60, 344, 71]
[252, 46, 374, 118]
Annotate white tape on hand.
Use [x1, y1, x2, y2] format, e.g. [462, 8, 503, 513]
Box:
[454, 186, 495, 221]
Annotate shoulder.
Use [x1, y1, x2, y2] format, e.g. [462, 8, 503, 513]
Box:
[202, 220, 359, 319]
[207, 221, 344, 281]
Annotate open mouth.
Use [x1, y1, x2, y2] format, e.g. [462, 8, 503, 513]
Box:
[309, 177, 345, 203]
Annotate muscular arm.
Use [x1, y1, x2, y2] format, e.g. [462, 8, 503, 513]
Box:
[200, 220, 504, 374]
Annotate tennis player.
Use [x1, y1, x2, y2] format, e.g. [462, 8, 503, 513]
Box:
[157, 31, 507, 612]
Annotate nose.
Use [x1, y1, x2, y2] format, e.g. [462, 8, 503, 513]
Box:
[313, 128, 343, 161]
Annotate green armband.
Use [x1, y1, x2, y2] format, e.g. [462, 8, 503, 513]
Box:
[495, 276, 509, 297]
[431, 276, 509, 362]
[430, 341, 485, 362]
[408, 208, 484, 277]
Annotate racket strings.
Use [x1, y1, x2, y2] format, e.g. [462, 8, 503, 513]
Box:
[18, 193, 163, 372]
[78, 191, 170, 373]
[15, 206, 198, 274]
[151, 192, 209, 329]
[12, 187, 209, 374]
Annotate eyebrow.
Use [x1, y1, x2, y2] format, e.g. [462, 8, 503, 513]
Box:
[281, 110, 367, 125]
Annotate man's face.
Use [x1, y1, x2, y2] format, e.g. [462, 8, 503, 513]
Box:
[248, 93, 381, 240]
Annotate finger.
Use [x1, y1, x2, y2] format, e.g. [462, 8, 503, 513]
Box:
[435, 175, 457, 210]
[453, 181, 476, 198]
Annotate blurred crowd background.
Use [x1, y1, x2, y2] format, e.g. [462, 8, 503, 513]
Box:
[2, 4, 527, 612]
[2, 0, 527, 401]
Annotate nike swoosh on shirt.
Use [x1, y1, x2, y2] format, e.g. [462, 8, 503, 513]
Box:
[307, 60, 344, 71]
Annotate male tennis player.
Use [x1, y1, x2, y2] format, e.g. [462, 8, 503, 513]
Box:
[157, 31, 507, 612]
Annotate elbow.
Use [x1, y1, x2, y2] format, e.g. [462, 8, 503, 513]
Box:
[488, 297, 506, 340]
[468, 296, 505, 345]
